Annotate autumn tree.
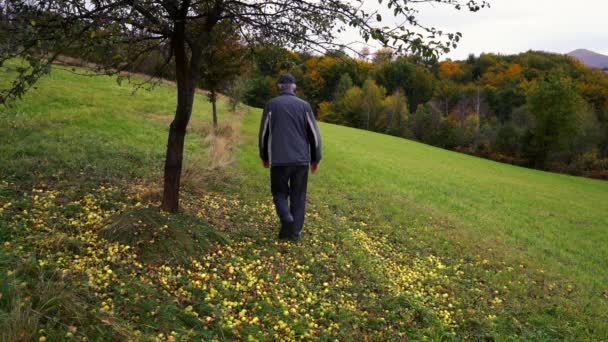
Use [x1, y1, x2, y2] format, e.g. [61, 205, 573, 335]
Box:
[244, 46, 304, 107]
[361, 79, 387, 130]
[434, 79, 460, 115]
[373, 57, 435, 113]
[372, 48, 394, 65]
[373, 57, 413, 93]
[199, 22, 249, 128]
[301, 55, 364, 110]
[381, 89, 409, 136]
[318, 73, 353, 124]
[1, 0, 488, 213]
[316, 101, 336, 123]
[438, 60, 463, 80]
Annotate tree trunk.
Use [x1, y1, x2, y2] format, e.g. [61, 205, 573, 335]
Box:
[161, 15, 198, 213]
[476, 86, 480, 115]
[161, 121, 188, 212]
[160, 6, 216, 212]
[211, 89, 218, 129]
[161, 85, 196, 212]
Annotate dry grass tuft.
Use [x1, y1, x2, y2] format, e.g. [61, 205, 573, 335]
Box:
[182, 120, 241, 191]
[205, 134, 231, 169]
[139, 111, 242, 192]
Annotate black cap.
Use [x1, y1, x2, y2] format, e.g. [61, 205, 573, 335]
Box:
[278, 73, 296, 84]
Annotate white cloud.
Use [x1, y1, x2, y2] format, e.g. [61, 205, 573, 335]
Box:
[338, 0, 608, 60]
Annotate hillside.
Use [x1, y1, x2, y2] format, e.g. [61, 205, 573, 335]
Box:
[1, 63, 608, 340]
[241, 49, 608, 180]
[568, 49, 608, 69]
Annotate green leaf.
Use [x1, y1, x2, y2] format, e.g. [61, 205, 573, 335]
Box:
[376, 14, 382, 22]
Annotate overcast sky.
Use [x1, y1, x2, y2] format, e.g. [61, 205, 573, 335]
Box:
[343, 0, 608, 60]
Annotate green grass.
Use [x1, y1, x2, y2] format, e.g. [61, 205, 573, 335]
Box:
[0, 60, 221, 187]
[238, 106, 608, 339]
[1, 62, 607, 340]
[241, 113, 608, 295]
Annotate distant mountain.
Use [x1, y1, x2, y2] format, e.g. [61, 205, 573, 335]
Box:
[567, 49, 608, 69]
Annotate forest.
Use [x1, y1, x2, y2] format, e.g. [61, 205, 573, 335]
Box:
[98, 43, 608, 178]
[241, 47, 608, 178]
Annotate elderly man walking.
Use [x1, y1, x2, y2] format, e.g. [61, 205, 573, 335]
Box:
[258, 74, 322, 241]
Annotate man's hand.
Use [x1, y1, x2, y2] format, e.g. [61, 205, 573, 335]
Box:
[262, 160, 270, 168]
[311, 162, 319, 174]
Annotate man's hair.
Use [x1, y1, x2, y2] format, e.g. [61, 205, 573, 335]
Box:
[278, 83, 297, 93]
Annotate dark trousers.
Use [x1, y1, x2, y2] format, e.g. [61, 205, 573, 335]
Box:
[270, 165, 309, 238]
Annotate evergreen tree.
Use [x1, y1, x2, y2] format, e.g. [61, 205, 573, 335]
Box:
[526, 74, 584, 168]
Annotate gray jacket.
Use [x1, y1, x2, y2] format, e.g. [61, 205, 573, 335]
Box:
[259, 91, 322, 166]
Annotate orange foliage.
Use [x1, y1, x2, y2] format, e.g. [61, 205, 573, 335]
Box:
[479, 71, 504, 87]
[317, 56, 339, 72]
[305, 58, 320, 76]
[305, 57, 340, 89]
[479, 63, 523, 86]
[505, 64, 522, 78]
[438, 61, 462, 80]
[317, 101, 334, 121]
[357, 60, 373, 76]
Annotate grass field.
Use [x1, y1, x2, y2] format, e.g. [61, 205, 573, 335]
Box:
[1, 62, 607, 340]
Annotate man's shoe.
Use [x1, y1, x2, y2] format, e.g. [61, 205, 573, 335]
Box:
[280, 235, 301, 242]
[287, 234, 301, 242]
[278, 221, 295, 240]
[287, 227, 301, 242]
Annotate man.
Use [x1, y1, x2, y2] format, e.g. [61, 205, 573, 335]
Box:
[258, 73, 322, 241]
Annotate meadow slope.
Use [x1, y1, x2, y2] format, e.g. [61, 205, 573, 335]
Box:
[1, 63, 607, 340]
[242, 109, 608, 291]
